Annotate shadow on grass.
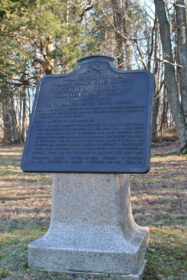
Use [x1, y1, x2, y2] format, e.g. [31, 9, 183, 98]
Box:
[152, 151, 179, 157]
[0, 195, 51, 201]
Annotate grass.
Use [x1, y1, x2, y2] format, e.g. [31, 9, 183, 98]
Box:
[0, 142, 186, 280]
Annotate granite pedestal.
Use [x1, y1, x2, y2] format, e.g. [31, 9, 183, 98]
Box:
[28, 174, 148, 279]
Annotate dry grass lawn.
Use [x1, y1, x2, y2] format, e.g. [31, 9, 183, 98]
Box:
[0, 142, 186, 280]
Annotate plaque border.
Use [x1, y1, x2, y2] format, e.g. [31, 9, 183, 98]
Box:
[21, 55, 153, 174]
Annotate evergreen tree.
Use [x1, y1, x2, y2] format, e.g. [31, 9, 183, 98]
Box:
[0, 0, 98, 143]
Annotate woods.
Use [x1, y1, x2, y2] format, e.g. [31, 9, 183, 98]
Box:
[0, 0, 186, 153]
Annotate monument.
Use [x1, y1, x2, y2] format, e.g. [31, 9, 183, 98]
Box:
[21, 55, 153, 279]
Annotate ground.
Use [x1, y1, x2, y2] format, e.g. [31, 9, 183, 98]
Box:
[0, 141, 186, 280]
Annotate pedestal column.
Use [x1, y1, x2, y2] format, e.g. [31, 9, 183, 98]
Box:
[28, 174, 148, 279]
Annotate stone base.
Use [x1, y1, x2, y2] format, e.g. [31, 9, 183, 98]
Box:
[28, 224, 148, 275]
[28, 174, 148, 277]
[33, 262, 146, 280]
[71, 261, 146, 280]
[64, 262, 146, 280]
[65, 261, 146, 280]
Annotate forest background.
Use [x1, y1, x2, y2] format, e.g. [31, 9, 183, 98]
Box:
[0, 0, 186, 153]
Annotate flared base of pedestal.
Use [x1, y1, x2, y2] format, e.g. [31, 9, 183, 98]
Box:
[63, 262, 146, 280]
[29, 262, 146, 280]
[28, 223, 148, 278]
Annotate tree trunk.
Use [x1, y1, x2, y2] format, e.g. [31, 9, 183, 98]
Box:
[112, 0, 124, 69]
[21, 87, 26, 142]
[152, 91, 160, 139]
[154, 0, 187, 153]
[100, 26, 116, 58]
[122, 0, 132, 70]
[175, 0, 187, 140]
[1, 86, 22, 143]
[111, 0, 132, 70]
[2, 102, 12, 143]
[160, 87, 169, 136]
[152, 18, 160, 139]
[1, 85, 12, 143]
[10, 93, 22, 143]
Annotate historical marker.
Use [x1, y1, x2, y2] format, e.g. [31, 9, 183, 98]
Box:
[21, 55, 153, 173]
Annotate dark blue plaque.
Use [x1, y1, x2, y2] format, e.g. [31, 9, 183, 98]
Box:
[21, 55, 153, 173]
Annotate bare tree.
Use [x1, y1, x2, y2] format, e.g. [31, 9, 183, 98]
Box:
[154, 0, 187, 153]
[1, 85, 22, 143]
[175, 0, 187, 137]
[111, 0, 125, 69]
[105, 0, 132, 69]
